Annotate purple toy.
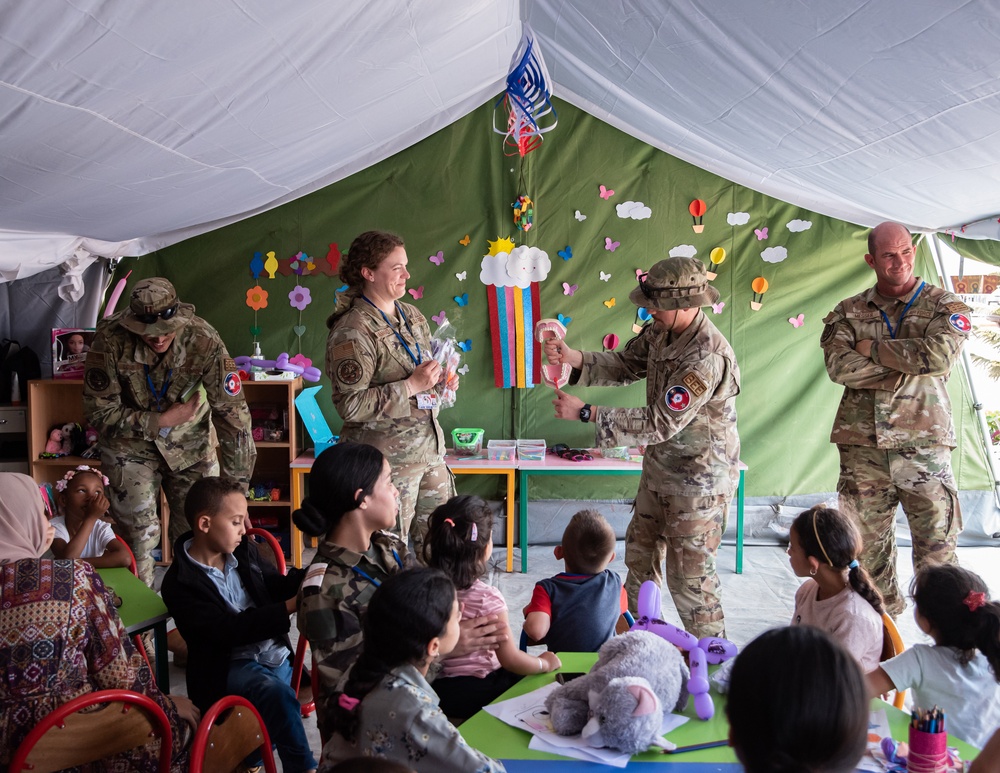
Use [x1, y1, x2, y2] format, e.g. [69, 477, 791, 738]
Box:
[234, 353, 322, 382]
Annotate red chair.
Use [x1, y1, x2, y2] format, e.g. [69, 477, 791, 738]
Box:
[113, 535, 157, 681]
[189, 695, 277, 773]
[115, 534, 139, 576]
[8, 689, 173, 773]
[245, 528, 315, 718]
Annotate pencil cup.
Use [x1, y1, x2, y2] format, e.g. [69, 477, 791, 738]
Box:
[907, 727, 948, 773]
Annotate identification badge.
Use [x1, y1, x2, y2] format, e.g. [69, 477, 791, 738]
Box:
[416, 392, 438, 410]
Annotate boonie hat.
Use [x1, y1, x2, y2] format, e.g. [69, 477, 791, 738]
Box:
[628, 256, 720, 311]
[119, 278, 195, 335]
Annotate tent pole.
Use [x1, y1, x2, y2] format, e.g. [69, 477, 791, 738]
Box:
[928, 234, 1000, 508]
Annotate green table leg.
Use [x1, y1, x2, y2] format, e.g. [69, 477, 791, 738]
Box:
[519, 470, 529, 574]
[735, 468, 745, 574]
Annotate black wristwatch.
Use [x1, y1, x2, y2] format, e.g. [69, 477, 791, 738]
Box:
[579, 403, 592, 423]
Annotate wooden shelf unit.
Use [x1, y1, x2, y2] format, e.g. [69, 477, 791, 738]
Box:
[27, 379, 94, 484]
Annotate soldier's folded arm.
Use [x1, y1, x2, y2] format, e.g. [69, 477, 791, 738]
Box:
[870, 307, 969, 377]
[821, 314, 901, 390]
[83, 350, 162, 441]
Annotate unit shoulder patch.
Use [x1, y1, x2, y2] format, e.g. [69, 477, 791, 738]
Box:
[681, 372, 708, 397]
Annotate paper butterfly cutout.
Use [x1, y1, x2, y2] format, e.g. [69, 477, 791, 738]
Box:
[605, 238, 620, 252]
[336, 284, 349, 293]
[557, 313, 572, 327]
[575, 210, 587, 221]
[604, 297, 616, 308]
[429, 251, 445, 265]
[600, 271, 611, 282]
[755, 228, 768, 241]
[408, 286, 424, 300]
[558, 246, 573, 261]
[454, 293, 469, 306]
[712, 302, 726, 314]
[431, 311, 448, 326]
[459, 235, 471, 246]
[599, 185, 615, 200]
[562, 282, 578, 296]
[456, 271, 467, 281]
[788, 313, 805, 327]
[457, 339, 472, 352]
[635, 268, 646, 279]
[458, 364, 470, 375]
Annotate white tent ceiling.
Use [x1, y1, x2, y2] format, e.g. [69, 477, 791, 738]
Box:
[3, 0, 1000, 283]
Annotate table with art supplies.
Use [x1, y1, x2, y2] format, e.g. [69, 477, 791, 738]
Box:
[97, 566, 171, 690]
[460, 652, 979, 772]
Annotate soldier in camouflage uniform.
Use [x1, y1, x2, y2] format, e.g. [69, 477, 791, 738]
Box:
[83, 278, 255, 586]
[821, 221, 970, 616]
[325, 231, 454, 556]
[545, 257, 741, 638]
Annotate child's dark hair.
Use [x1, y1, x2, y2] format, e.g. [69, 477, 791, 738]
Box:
[293, 442, 385, 538]
[791, 505, 883, 615]
[333, 567, 456, 741]
[422, 495, 494, 590]
[911, 563, 1000, 676]
[727, 626, 868, 773]
[561, 509, 615, 574]
[184, 476, 244, 528]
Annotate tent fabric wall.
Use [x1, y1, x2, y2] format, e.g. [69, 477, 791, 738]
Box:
[114, 97, 995, 534]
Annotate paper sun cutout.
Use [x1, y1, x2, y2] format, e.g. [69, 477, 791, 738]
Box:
[604, 297, 616, 308]
[429, 251, 445, 266]
[460, 235, 471, 246]
[432, 311, 448, 326]
[788, 314, 805, 327]
[599, 185, 615, 200]
[786, 219, 812, 233]
[562, 282, 578, 296]
[456, 271, 467, 281]
[288, 285, 312, 310]
[728, 212, 750, 226]
[408, 286, 424, 300]
[557, 313, 572, 326]
[754, 228, 768, 241]
[712, 301, 726, 314]
[600, 271, 611, 282]
[689, 199, 707, 233]
[457, 339, 472, 352]
[488, 236, 516, 256]
[558, 246, 573, 261]
[454, 293, 469, 306]
[574, 210, 587, 221]
[616, 201, 652, 220]
[246, 285, 268, 310]
[761, 246, 788, 264]
[605, 237, 620, 252]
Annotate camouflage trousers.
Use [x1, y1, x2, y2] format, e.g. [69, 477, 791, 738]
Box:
[392, 458, 455, 560]
[837, 444, 961, 617]
[625, 486, 729, 638]
[102, 449, 220, 586]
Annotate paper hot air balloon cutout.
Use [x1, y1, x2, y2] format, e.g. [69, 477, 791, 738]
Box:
[689, 199, 707, 233]
[707, 247, 726, 280]
[750, 276, 769, 311]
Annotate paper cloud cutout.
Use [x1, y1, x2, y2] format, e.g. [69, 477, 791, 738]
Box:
[761, 246, 789, 264]
[727, 212, 751, 226]
[786, 219, 813, 233]
[480, 245, 551, 288]
[616, 201, 652, 220]
[668, 244, 698, 258]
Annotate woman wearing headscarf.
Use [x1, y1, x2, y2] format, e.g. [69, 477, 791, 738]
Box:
[0, 472, 199, 770]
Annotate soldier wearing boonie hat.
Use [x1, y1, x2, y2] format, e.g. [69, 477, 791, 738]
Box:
[543, 255, 741, 639]
[83, 276, 255, 588]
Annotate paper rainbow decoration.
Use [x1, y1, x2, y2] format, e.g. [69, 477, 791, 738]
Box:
[486, 283, 542, 388]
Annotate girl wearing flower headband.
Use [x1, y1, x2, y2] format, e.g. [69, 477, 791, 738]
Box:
[867, 564, 1000, 747]
[50, 465, 130, 568]
[324, 567, 505, 772]
[423, 495, 561, 720]
[786, 505, 884, 671]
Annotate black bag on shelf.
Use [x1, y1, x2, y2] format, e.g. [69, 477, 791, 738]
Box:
[0, 339, 41, 403]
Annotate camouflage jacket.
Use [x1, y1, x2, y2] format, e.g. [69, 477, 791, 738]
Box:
[297, 530, 410, 740]
[325, 298, 446, 465]
[821, 279, 970, 448]
[83, 312, 255, 484]
[573, 310, 741, 496]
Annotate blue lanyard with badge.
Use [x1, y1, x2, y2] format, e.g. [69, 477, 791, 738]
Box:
[351, 549, 403, 587]
[361, 295, 437, 410]
[879, 281, 925, 339]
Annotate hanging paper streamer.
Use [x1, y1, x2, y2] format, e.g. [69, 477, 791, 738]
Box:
[689, 199, 707, 233]
[513, 195, 534, 231]
[493, 25, 558, 157]
[750, 276, 769, 310]
[707, 247, 726, 280]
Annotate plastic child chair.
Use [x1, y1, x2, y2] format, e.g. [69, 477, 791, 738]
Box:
[189, 695, 277, 773]
[8, 689, 173, 773]
[112, 535, 157, 682]
[880, 612, 907, 709]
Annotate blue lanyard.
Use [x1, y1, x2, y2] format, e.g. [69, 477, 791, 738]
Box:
[361, 295, 423, 365]
[350, 548, 403, 587]
[144, 365, 173, 411]
[879, 281, 925, 339]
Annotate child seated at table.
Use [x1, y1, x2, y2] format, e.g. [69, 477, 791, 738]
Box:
[785, 505, 884, 671]
[867, 564, 1000, 748]
[322, 567, 506, 773]
[423, 495, 561, 719]
[522, 509, 627, 652]
[727, 625, 868, 773]
[49, 465, 130, 568]
[161, 476, 317, 773]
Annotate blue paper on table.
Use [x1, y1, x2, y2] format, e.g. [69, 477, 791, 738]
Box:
[294, 385, 338, 457]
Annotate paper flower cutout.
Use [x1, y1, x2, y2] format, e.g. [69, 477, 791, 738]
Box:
[289, 353, 313, 369]
[599, 185, 615, 200]
[288, 285, 312, 310]
[246, 285, 269, 310]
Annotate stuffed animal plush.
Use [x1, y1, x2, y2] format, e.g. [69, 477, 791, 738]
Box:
[545, 630, 689, 754]
[43, 427, 64, 455]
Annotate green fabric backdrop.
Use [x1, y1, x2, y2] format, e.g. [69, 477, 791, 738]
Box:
[117, 97, 992, 500]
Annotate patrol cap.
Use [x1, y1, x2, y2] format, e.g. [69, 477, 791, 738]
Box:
[119, 277, 195, 335]
[628, 256, 720, 311]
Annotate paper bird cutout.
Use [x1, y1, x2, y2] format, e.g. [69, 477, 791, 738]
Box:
[457, 339, 472, 352]
[788, 313, 805, 327]
[454, 293, 469, 306]
[605, 238, 620, 252]
[599, 185, 615, 200]
[326, 243, 341, 273]
[264, 251, 279, 279]
[456, 271, 467, 281]
[604, 297, 616, 308]
[562, 282, 578, 296]
[429, 251, 445, 265]
[459, 235, 471, 246]
[600, 271, 611, 282]
[250, 252, 264, 279]
[432, 311, 448, 325]
[408, 286, 424, 300]
[558, 246, 573, 261]
[575, 210, 587, 221]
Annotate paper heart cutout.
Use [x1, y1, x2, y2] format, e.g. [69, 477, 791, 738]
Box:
[454, 293, 469, 306]
[575, 210, 587, 221]
[605, 237, 620, 252]
[712, 302, 725, 315]
[599, 185, 615, 200]
[293, 325, 306, 337]
[788, 313, 805, 327]
[432, 311, 447, 326]
[604, 297, 616, 308]
[558, 246, 573, 261]
[456, 271, 467, 281]
[458, 364, 470, 375]
[429, 251, 445, 265]
[408, 286, 424, 299]
[755, 227, 768, 241]
[457, 339, 472, 352]
[600, 271, 611, 282]
[459, 235, 471, 246]
[250, 326, 261, 336]
[557, 313, 572, 327]
[562, 282, 578, 296]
